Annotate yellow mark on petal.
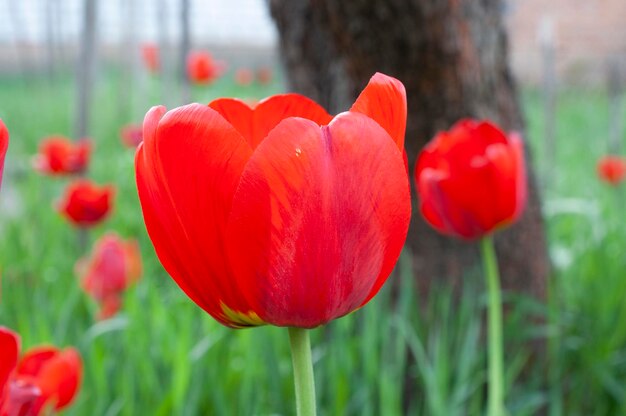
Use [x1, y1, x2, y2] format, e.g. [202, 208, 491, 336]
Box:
[220, 302, 265, 328]
[295, 147, 302, 157]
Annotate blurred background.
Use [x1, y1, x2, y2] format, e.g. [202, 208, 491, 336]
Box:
[1, 1, 625, 82]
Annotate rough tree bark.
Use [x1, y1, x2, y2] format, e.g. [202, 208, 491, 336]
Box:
[269, 0, 549, 299]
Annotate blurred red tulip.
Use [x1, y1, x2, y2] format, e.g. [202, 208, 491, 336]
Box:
[15, 346, 82, 414]
[597, 155, 626, 186]
[0, 328, 81, 416]
[141, 43, 160, 74]
[235, 68, 254, 86]
[57, 180, 114, 228]
[136, 72, 410, 328]
[0, 120, 7, 190]
[415, 119, 527, 240]
[76, 233, 142, 320]
[256, 67, 272, 85]
[186, 51, 225, 85]
[120, 124, 143, 148]
[33, 136, 91, 175]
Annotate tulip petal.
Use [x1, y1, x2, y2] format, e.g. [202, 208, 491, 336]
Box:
[28, 348, 82, 411]
[436, 162, 499, 238]
[0, 120, 7, 187]
[226, 112, 410, 327]
[350, 72, 407, 151]
[507, 134, 527, 220]
[417, 168, 449, 233]
[16, 347, 58, 378]
[208, 98, 254, 146]
[136, 103, 259, 327]
[0, 327, 19, 398]
[251, 94, 333, 148]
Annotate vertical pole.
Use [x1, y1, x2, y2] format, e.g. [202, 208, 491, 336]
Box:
[119, 0, 139, 122]
[44, 0, 57, 80]
[74, 0, 97, 140]
[180, 0, 192, 104]
[157, 0, 174, 107]
[7, 0, 28, 78]
[607, 58, 624, 154]
[74, 0, 97, 251]
[539, 16, 557, 190]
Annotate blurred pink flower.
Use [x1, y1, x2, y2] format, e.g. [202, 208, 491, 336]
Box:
[120, 124, 143, 148]
[76, 233, 142, 320]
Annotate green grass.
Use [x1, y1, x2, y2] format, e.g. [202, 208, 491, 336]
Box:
[0, 70, 625, 415]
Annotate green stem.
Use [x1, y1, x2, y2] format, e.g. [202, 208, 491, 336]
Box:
[288, 327, 317, 416]
[481, 237, 505, 416]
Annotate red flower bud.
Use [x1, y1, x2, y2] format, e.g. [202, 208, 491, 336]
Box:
[76, 233, 142, 319]
[57, 180, 114, 228]
[141, 43, 160, 74]
[0, 328, 82, 416]
[16, 346, 82, 414]
[186, 51, 225, 85]
[414, 119, 527, 240]
[0, 120, 7, 190]
[597, 155, 626, 186]
[120, 124, 143, 148]
[33, 136, 91, 176]
[235, 68, 254, 86]
[256, 67, 272, 85]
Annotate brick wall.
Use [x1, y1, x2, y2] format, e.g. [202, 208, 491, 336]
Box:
[506, 0, 626, 86]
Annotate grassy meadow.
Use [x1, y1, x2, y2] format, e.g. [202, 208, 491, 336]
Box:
[0, 69, 625, 415]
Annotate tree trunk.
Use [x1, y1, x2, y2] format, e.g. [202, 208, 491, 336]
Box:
[269, 0, 549, 300]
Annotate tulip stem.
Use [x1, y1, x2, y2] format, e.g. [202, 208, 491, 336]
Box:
[481, 236, 505, 416]
[288, 327, 316, 416]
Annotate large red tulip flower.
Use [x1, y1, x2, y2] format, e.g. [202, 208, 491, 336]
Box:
[0, 120, 8, 190]
[141, 43, 160, 74]
[136, 72, 411, 328]
[415, 119, 527, 240]
[0, 327, 82, 416]
[120, 123, 143, 148]
[76, 233, 142, 320]
[186, 51, 225, 85]
[597, 155, 626, 186]
[57, 180, 114, 228]
[33, 136, 91, 176]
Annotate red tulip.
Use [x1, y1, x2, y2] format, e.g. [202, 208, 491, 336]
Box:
[57, 180, 114, 228]
[186, 51, 225, 85]
[235, 68, 254, 86]
[597, 155, 626, 186]
[0, 328, 82, 416]
[120, 124, 143, 148]
[0, 120, 7, 190]
[141, 43, 160, 74]
[76, 233, 142, 320]
[256, 67, 272, 85]
[33, 136, 91, 175]
[136, 72, 410, 328]
[15, 346, 82, 414]
[414, 119, 527, 240]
